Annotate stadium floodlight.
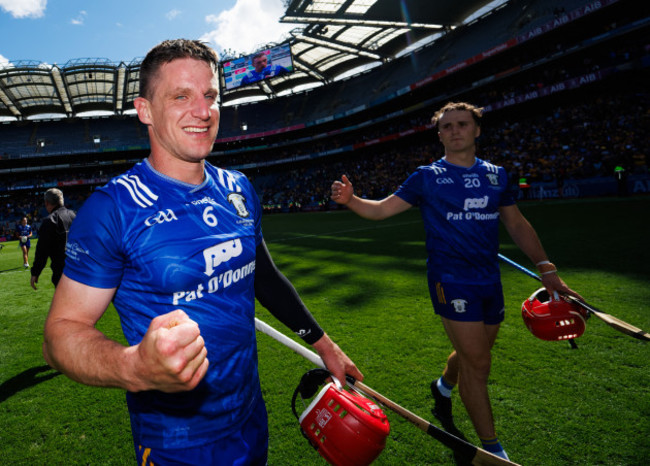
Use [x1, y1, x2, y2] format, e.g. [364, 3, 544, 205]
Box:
[254, 317, 520, 466]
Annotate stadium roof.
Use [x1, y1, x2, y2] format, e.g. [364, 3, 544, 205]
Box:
[0, 0, 500, 120]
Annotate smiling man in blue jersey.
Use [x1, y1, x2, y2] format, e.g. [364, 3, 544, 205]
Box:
[330, 101, 583, 462]
[43, 39, 363, 465]
[239, 52, 288, 86]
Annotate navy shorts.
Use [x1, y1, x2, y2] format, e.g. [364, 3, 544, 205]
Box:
[135, 396, 269, 465]
[429, 280, 505, 325]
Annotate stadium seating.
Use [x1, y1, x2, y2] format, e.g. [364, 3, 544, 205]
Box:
[0, 0, 647, 235]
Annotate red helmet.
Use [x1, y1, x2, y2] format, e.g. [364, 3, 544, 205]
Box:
[293, 369, 390, 466]
[522, 288, 588, 341]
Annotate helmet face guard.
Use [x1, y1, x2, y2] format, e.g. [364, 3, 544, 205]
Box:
[292, 369, 390, 466]
[522, 288, 588, 341]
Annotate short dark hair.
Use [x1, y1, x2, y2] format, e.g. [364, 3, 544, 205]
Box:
[431, 101, 484, 127]
[251, 52, 266, 64]
[139, 39, 219, 99]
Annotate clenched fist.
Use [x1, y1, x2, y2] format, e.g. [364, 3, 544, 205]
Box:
[134, 309, 209, 392]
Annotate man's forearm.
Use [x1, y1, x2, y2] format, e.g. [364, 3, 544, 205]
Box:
[508, 222, 548, 265]
[43, 319, 141, 391]
[345, 196, 389, 220]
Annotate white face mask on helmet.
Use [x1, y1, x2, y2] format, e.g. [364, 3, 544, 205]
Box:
[292, 369, 390, 466]
[522, 288, 589, 341]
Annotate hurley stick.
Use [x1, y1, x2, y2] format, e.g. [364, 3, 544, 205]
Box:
[498, 253, 649, 341]
[254, 317, 520, 466]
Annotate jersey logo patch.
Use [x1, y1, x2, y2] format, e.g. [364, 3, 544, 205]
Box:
[486, 173, 500, 186]
[228, 193, 250, 218]
[203, 239, 243, 276]
[463, 196, 489, 211]
[451, 299, 468, 314]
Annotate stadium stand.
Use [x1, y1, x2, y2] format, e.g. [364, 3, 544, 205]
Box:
[1, 0, 648, 238]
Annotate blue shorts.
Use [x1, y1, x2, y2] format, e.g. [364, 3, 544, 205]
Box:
[429, 280, 505, 324]
[134, 396, 269, 465]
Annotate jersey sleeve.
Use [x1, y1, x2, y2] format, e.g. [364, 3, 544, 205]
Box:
[393, 168, 424, 206]
[64, 190, 125, 289]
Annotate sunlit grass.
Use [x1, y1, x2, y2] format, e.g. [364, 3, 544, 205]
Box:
[1, 196, 648, 464]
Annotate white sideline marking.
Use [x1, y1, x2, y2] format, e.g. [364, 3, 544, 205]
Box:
[269, 220, 422, 243]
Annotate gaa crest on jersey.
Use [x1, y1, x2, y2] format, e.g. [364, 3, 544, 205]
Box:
[144, 209, 178, 227]
[486, 173, 500, 186]
[227, 193, 249, 218]
[451, 299, 468, 313]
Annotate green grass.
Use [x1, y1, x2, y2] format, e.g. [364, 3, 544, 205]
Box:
[1, 196, 649, 465]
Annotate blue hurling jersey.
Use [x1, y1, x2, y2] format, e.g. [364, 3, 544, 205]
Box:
[65, 159, 263, 449]
[17, 223, 32, 241]
[394, 157, 515, 285]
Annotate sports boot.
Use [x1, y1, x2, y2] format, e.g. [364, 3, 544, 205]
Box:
[430, 380, 453, 427]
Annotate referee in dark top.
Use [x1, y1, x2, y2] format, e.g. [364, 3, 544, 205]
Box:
[31, 188, 76, 289]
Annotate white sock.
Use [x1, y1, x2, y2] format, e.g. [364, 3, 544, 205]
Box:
[436, 377, 453, 397]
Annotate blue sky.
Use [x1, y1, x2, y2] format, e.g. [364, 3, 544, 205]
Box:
[0, 0, 294, 66]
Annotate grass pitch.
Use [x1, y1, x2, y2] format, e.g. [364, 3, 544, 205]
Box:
[1, 196, 649, 465]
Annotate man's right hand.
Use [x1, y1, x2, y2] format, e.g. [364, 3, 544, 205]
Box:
[134, 309, 209, 393]
[330, 174, 354, 205]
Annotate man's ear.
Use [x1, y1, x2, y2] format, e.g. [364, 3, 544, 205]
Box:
[134, 97, 152, 125]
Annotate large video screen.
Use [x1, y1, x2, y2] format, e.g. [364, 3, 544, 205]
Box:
[221, 43, 294, 91]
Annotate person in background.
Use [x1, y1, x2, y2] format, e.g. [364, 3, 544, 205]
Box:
[330, 101, 582, 461]
[240, 51, 288, 86]
[43, 39, 362, 465]
[16, 216, 33, 268]
[31, 188, 76, 289]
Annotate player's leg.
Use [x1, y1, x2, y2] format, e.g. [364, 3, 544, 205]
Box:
[441, 318, 500, 439]
[20, 244, 29, 267]
[442, 350, 459, 386]
[431, 349, 458, 426]
[430, 280, 509, 458]
[429, 280, 480, 425]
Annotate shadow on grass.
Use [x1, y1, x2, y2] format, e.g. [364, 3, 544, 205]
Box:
[0, 267, 24, 273]
[0, 364, 61, 403]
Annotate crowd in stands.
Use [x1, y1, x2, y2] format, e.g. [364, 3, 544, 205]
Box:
[1, 86, 648, 239]
[253, 88, 649, 210]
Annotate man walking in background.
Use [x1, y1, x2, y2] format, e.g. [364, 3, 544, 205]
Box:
[331, 101, 583, 461]
[16, 215, 33, 269]
[31, 188, 75, 289]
